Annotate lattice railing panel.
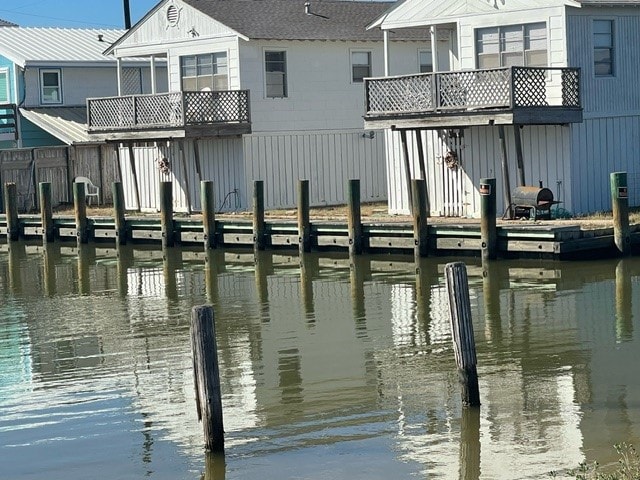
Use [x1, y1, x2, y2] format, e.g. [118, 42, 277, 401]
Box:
[88, 96, 135, 130]
[135, 93, 183, 127]
[512, 67, 548, 107]
[364, 66, 581, 117]
[366, 74, 435, 114]
[438, 69, 510, 109]
[184, 90, 250, 124]
[88, 90, 250, 131]
[561, 69, 580, 107]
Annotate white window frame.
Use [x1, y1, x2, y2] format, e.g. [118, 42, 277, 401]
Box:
[0, 67, 9, 103]
[593, 18, 615, 77]
[475, 22, 548, 69]
[350, 49, 372, 84]
[264, 49, 288, 99]
[40, 68, 62, 105]
[418, 49, 433, 73]
[180, 52, 229, 92]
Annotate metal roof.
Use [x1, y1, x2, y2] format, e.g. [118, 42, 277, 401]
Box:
[178, 0, 423, 41]
[0, 18, 17, 27]
[19, 107, 93, 145]
[0, 28, 126, 67]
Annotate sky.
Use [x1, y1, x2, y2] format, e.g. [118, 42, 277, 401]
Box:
[0, 0, 161, 29]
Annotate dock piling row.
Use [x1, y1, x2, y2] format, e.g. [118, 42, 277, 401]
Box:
[0, 174, 636, 259]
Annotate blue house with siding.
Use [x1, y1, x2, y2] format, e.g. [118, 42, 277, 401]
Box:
[0, 27, 165, 149]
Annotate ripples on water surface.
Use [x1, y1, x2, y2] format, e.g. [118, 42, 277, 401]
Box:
[1, 243, 640, 479]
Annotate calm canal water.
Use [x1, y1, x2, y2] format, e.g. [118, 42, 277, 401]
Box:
[1, 242, 639, 479]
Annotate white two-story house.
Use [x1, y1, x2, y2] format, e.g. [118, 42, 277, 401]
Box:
[365, 0, 640, 218]
[87, 0, 429, 213]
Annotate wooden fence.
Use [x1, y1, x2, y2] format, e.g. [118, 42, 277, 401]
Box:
[0, 144, 118, 213]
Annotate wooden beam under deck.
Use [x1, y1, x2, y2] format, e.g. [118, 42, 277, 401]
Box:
[364, 107, 583, 131]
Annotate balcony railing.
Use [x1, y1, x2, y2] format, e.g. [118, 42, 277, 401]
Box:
[365, 66, 581, 117]
[87, 90, 251, 132]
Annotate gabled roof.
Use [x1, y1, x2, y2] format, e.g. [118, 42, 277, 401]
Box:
[0, 18, 17, 27]
[108, 0, 425, 52]
[0, 27, 126, 67]
[181, 0, 405, 41]
[370, 0, 581, 30]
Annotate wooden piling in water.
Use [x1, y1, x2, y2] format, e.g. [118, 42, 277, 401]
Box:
[190, 305, 225, 453]
[347, 179, 363, 256]
[39, 182, 54, 243]
[298, 179, 311, 254]
[610, 172, 630, 255]
[201, 180, 217, 250]
[411, 179, 428, 259]
[480, 178, 497, 262]
[445, 262, 480, 407]
[113, 182, 127, 246]
[253, 180, 265, 251]
[160, 181, 174, 248]
[4, 182, 18, 241]
[73, 181, 88, 244]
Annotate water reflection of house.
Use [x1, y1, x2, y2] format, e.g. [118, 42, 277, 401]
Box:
[5, 246, 640, 476]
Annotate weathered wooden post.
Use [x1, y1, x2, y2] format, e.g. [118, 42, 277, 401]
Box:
[445, 262, 480, 407]
[113, 182, 127, 246]
[160, 181, 174, 248]
[480, 178, 497, 262]
[73, 181, 89, 244]
[498, 125, 513, 219]
[460, 406, 481, 480]
[298, 179, 311, 254]
[4, 182, 19, 241]
[347, 179, 363, 256]
[201, 180, 217, 250]
[253, 180, 266, 251]
[39, 182, 54, 243]
[611, 172, 630, 255]
[615, 259, 633, 342]
[411, 179, 428, 259]
[191, 305, 225, 453]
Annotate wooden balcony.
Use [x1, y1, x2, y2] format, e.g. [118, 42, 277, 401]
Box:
[364, 66, 582, 129]
[0, 103, 17, 142]
[87, 90, 251, 140]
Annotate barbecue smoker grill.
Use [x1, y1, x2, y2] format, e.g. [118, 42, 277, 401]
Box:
[511, 186, 557, 220]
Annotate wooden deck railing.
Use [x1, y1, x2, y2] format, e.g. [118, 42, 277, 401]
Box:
[0, 103, 17, 141]
[87, 90, 251, 132]
[365, 66, 581, 117]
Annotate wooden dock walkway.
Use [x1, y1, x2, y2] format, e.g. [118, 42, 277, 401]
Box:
[2, 177, 638, 260]
[1, 211, 638, 260]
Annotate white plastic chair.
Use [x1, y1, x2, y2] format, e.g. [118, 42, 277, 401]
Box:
[74, 176, 100, 205]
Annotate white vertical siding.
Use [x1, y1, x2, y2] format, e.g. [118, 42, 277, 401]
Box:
[387, 125, 572, 217]
[571, 116, 640, 214]
[243, 130, 387, 209]
[120, 131, 385, 212]
[196, 137, 246, 212]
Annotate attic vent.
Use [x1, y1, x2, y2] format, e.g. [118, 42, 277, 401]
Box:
[166, 5, 180, 26]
